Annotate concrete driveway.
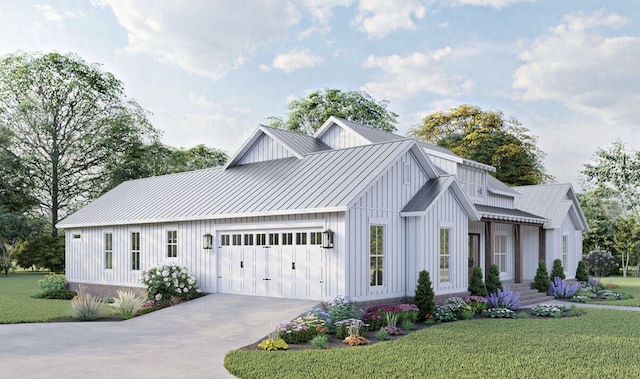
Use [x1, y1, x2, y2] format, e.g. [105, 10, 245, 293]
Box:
[0, 294, 319, 379]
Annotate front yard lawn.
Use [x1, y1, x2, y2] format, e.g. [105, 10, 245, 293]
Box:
[599, 277, 640, 307]
[0, 272, 72, 323]
[225, 308, 640, 378]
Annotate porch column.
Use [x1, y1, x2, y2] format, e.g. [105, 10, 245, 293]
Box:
[539, 226, 546, 263]
[484, 221, 494, 282]
[515, 224, 523, 283]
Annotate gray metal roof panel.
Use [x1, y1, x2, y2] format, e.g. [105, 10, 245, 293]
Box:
[487, 175, 521, 196]
[260, 125, 332, 156]
[513, 183, 589, 231]
[57, 139, 417, 227]
[475, 204, 546, 224]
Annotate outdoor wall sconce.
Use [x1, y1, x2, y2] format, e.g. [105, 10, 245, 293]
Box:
[202, 233, 213, 249]
[322, 229, 334, 249]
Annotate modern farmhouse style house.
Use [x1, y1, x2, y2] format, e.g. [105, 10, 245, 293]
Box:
[57, 116, 589, 302]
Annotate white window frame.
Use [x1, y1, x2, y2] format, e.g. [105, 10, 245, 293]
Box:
[439, 227, 451, 283]
[494, 234, 507, 274]
[131, 231, 141, 271]
[562, 234, 568, 272]
[104, 232, 113, 270]
[369, 222, 386, 287]
[167, 230, 178, 259]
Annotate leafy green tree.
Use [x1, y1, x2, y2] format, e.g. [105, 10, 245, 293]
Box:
[105, 142, 227, 191]
[0, 211, 44, 275]
[18, 235, 65, 273]
[0, 52, 154, 237]
[0, 127, 37, 213]
[550, 258, 565, 280]
[485, 264, 503, 294]
[577, 190, 622, 255]
[409, 104, 552, 186]
[533, 261, 550, 293]
[468, 266, 487, 296]
[414, 270, 435, 322]
[613, 214, 640, 278]
[268, 88, 398, 135]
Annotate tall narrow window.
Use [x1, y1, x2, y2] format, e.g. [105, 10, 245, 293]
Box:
[232, 234, 242, 246]
[131, 232, 141, 271]
[243, 234, 254, 245]
[221, 234, 230, 246]
[105, 233, 113, 270]
[269, 233, 279, 246]
[562, 235, 568, 271]
[167, 230, 177, 258]
[440, 228, 450, 283]
[370, 225, 384, 286]
[256, 233, 266, 246]
[494, 235, 507, 273]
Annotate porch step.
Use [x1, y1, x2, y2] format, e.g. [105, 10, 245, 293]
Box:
[502, 282, 556, 307]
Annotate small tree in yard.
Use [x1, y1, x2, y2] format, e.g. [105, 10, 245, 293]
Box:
[584, 249, 618, 278]
[533, 261, 550, 293]
[551, 259, 565, 280]
[414, 270, 435, 322]
[485, 264, 503, 294]
[468, 266, 488, 296]
[575, 260, 589, 282]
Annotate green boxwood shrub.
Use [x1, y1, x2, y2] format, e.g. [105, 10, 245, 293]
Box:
[485, 264, 503, 294]
[551, 259, 565, 280]
[414, 270, 435, 322]
[468, 266, 488, 296]
[575, 260, 589, 282]
[533, 260, 550, 293]
[32, 289, 77, 300]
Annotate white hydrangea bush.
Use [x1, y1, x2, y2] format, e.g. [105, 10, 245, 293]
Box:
[141, 262, 200, 305]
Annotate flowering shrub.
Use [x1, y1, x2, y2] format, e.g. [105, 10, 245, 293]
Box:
[335, 318, 367, 339]
[584, 249, 618, 278]
[549, 277, 580, 299]
[140, 263, 199, 305]
[482, 308, 516, 318]
[486, 287, 521, 310]
[464, 296, 488, 314]
[38, 273, 67, 292]
[433, 305, 457, 323]
[531, 303, 567, 317]
[277, 315, 325, 344]
[325, 295, 359, 331]
[362, 304, 419, 330]
[571, 295, 591, 303]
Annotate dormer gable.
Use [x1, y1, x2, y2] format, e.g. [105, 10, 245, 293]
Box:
[314, 116, 403, 149]
[225, 125, 330, 169]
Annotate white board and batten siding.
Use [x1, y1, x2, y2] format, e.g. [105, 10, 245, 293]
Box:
[545, 215, 581, 279]
[238, 134, 293, 165]
[319, 124, 370, 150]
[427, 155, 458, 175]
[405, 189, 469, 296]
[485, 193, 515, 209]
[65, 212, 344, 301]
[345, 150, 430, 301]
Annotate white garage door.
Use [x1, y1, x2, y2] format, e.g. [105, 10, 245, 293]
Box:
[217, 230, 324, 300]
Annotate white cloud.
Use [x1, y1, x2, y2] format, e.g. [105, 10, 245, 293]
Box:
[268, 49, 323, 73]
[35, 4, 83, 25]
[513, 11, 640, 125]
[361, 48, 474, 98]
[301, 0, 354, 34]
[97, 0, 300, 80]
[455, 0, 532, 8]
[353, 0, 426, 38]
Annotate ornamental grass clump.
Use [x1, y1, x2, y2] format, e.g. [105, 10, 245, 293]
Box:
[141, 262, 199, 306]
[71, 287, 108, 321]
[335, 318, 367, 339]
[111, 291, 145, 320]
[486, 287, 520, 310]
[342, 319, 369, 346]
[549, 276, 579, 299]
[381, 311, 403, 335]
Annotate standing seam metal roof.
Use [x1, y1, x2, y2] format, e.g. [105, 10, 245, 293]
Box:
[57, 139, 418, 228]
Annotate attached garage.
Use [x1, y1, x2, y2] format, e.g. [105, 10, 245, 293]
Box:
[217, 229, 325, 300]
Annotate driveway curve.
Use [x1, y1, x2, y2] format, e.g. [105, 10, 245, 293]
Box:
[0, 294, 319, 379]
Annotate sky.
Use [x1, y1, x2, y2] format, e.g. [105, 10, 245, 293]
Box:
[2, 0, 640, 190]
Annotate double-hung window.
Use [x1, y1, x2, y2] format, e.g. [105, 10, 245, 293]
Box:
[131, 232, 141, 271]
[167, 231, 177, 258]
[105, 233, 113, 270]
[370, 225, 384, 286]
[440, 228, 451, 283]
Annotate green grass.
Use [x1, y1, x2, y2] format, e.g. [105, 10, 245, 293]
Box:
[0, 272, 73, 323]
[225, 309, 640, 378]
[599, 277, 640, 307]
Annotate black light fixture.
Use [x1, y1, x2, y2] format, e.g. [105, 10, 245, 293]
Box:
[203, 233, 213, 249]
[322, 229, 334, 249]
